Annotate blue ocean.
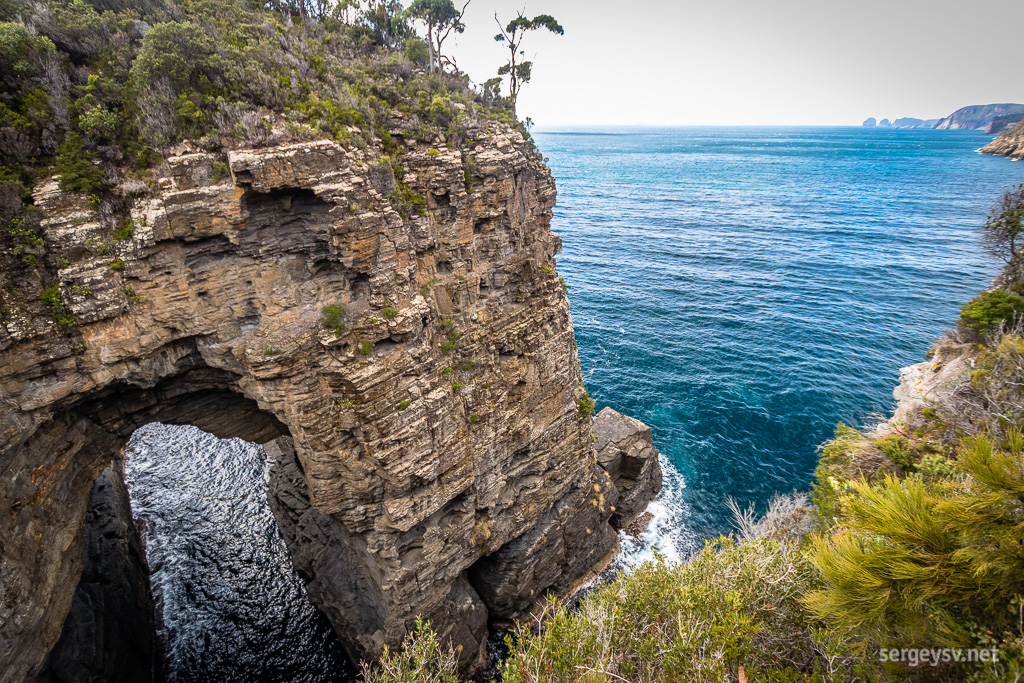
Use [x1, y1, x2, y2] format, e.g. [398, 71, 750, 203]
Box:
[533, 126, 1024, 557]
[126, 127, 1024, 677]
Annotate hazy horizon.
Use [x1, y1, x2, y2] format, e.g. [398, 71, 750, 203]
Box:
[530, 120, 1020, 132]
[448, 0, 1024, 127]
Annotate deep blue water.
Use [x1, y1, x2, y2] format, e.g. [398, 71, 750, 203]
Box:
[533, 126, 1024, 555]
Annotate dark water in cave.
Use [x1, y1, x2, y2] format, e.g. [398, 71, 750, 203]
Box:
[124, 423, 355, 682]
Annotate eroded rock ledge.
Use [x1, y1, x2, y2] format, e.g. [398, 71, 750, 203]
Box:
[0, 122, 661, 681]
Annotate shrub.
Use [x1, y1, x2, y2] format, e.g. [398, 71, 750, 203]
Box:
[398, 399, 411, 410]
[382, 306, 399, 320]
[501, 537, 845, 683]
[469, 414, 478, 423]
[806, 429, 1024, 651]
[55, 133, 104, 195]
[875, 434, 916, 472]
[362, 617, 458, 683]
[39, 285, 74, 326]
[113, 217, 134, 240]
[320, 303, 347, 336]
[403, 37, 429, 66]
[78, 106, 119, 142]
[451, 381, 461, 391]
[130, 21, 221, 94]
[123, 285, 142, 304]
[576, 393, 596, 418]
[359, 340, 374, 355]
[959, 289, 1024, 338]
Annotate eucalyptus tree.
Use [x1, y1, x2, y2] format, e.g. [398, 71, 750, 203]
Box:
[982, 184, 1024, 278]
[407, 0, 471, 74]
[493, 11, 563, 110]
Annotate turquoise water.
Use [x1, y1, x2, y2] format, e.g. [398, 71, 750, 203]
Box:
[534, 126, 1024, 555]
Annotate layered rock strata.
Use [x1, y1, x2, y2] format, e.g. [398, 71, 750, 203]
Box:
[0, 122, 660, 680]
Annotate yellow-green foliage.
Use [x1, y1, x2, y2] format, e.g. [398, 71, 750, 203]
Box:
[875, 434, 916, 472]
[500, 538, 851, 683]
[362, 617, 458, 683]
[806, 430, 1024, 653]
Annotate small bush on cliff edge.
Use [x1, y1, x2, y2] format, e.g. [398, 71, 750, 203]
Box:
[959, 289, 1024, 339]
[363, 617, 458, 683]
[500, 537, 855, 683]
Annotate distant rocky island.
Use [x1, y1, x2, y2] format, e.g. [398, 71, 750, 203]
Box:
[863, 103, 1024, 132]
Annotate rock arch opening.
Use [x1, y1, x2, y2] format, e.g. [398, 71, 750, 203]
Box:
[23, 353, 356, 682]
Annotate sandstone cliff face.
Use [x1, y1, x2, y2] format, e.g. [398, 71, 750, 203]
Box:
[0, 120, 660, 680]
[981, 118, 1024, 160]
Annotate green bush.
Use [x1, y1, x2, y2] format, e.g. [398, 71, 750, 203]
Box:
[39, 285, 74, 326]
[806, 429, 1024, 651]
[501, 537, 844, 683]
[875, 434, 915, 472]
[382, 306, 399, 320]
[576, 393, 596, 418]
[113, 217, 134, 240]
[359, 340, 374, 355]
[55, 133, 104, 195]
[403, 37, 429, 66]
[130, 21, 221, 93]
[320, 303, 347, 336]
[959, 289, 1024, 337]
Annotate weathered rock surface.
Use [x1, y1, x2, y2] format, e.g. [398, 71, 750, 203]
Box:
[593, 407, 663, 530]
[0, 121, 660, 680]
[981, 118, 1024, 160]
[29, 465, 159, 683]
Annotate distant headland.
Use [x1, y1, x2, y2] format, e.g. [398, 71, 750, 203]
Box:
[863, 103, 1024, 133]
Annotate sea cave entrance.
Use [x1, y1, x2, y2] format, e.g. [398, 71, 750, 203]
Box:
[33, 356, 355, 683]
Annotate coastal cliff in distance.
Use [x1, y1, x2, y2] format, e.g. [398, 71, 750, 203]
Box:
[981, 118, 1024, 159]
[935, 103, 1024, 130]
[863, 103, 1024, 131]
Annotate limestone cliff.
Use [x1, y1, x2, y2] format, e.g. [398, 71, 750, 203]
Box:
[981, 118, 1024, 160]
[0, 119, 661, 681]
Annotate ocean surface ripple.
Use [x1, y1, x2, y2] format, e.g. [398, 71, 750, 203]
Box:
[125, 423, 353, 682]
[534, 126, 1024, 556]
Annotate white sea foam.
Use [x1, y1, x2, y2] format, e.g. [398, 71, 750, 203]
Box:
[614, 456, 700, 571]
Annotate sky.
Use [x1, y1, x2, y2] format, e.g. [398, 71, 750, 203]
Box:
[438, 0, 1024, 128]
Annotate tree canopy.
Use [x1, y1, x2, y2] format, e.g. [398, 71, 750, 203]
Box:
[493, 11, 563, 110]
[982, 184, 1024, 277]
[407, 0, 470, 74]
